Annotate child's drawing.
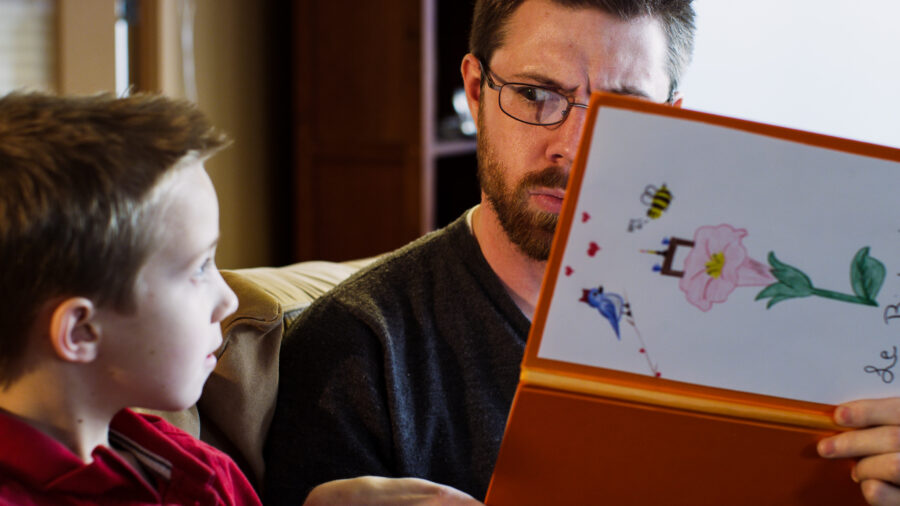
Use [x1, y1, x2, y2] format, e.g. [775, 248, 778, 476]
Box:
[679, 225, 774, 311]
[628, 183, 673, 232]
[756, 247, 884, 308]
[643, 224, 773, 311]
[579, 286, 626, 338]
[643, 184, 673, 219]
[642, 224, 886, 311]
[579, 286, 661, 376]
[534, 103, 900, 405]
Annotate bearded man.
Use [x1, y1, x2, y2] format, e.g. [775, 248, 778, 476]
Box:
[264, 1, 900, 505]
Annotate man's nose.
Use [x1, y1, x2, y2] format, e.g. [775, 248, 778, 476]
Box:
[545, 107, 588, 168]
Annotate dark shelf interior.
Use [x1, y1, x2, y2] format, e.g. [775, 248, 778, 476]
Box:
[436, 0, 476, 142]
[435, 151, 480, 228]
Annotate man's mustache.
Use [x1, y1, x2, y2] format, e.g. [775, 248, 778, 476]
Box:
[520, 167, 568, 191]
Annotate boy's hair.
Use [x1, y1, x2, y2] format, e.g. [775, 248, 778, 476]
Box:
[0, 92, 229, 385]
[469, 0, 696, 101]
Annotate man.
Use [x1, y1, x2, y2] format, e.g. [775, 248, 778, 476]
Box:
[265, 1, 900, 504]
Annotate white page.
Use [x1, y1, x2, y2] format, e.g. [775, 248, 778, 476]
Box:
[538, 106, 900, 405]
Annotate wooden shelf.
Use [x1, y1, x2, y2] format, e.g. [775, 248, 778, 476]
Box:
[292, 0, 477, 261]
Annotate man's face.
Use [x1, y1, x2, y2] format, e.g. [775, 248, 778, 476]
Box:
[474, 0, 672, 260]
[94, 161, 238, 412]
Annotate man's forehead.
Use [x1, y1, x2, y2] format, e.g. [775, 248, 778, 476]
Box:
[490, 1, 670, 100]
[490, 16, 669, 100]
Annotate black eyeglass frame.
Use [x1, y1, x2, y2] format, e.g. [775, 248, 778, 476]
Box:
[479, 59, 589, 127]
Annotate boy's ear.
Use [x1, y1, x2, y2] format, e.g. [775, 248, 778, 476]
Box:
[49, 298, 100, 363]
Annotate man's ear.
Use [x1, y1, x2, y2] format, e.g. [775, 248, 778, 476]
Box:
[460, 53, 483, 125]
[49, 297, 100, 363]
[670, 91, 684, 109]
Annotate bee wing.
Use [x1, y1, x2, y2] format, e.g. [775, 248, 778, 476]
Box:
[640, 185, 658, 205]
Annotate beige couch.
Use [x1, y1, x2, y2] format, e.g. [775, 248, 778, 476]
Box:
[149, 258, 376, 489]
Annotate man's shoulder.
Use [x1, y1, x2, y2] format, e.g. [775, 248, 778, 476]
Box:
[289, 215, 480, 333]
[329, 215, 474, 301]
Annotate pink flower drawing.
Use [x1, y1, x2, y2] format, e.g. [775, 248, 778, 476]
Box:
[679, 224, 775, 311]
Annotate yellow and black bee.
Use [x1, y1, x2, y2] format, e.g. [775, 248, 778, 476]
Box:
[641, 183, 673, 220]
[628, 183, 674, 232]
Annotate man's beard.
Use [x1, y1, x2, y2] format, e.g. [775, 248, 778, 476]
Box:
[476, 118, 568, 261]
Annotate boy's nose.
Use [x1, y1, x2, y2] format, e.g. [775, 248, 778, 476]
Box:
[213, 274, 239, 323]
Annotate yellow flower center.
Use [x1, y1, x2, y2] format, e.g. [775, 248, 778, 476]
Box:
[705, 251, 725, 278]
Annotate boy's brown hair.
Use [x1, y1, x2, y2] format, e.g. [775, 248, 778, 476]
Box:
[469, 0, 696, 102]
[0, 92, 229, 386]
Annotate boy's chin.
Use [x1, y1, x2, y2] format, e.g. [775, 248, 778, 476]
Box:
[141, 376, 212, 414]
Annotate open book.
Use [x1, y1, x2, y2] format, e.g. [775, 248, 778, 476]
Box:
[485, 93, 900, 505]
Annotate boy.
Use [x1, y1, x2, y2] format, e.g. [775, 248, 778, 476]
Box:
[0, 92, 260, 505]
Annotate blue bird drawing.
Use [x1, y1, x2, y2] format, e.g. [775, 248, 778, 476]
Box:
[579, 286, 626, 339]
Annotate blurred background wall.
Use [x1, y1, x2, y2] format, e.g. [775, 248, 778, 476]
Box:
[681, 0, 900, 149]
[0, 0, 291, 269]
[1, 0, 897, 268]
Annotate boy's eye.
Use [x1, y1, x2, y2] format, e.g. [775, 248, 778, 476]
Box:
[195, 257, 214, 277]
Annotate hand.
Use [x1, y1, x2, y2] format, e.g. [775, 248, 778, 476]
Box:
[818, 397, 900, 505]
[303, 476, 484, 506]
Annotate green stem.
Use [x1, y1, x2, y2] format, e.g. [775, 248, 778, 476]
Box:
[810, 287, 877, 306]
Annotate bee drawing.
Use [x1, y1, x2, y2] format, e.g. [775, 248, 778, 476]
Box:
[642, 183, 672, 219]
[628, 183, 673, 232]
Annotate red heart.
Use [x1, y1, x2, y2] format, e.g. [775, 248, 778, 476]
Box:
[655, 372, 662, 378]
[581, 212, 591, 223]
[587, 242, 600, 257]
[565, 266, 573, 276]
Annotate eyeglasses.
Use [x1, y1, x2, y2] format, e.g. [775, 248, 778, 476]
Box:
[480, 60, 589, 127]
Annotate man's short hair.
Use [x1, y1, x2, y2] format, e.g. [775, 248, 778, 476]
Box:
[469, 0, 696, 100]
[0, 92, 228, 385]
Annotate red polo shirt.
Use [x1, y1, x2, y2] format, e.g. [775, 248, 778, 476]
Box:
[0, 408, 260, 505]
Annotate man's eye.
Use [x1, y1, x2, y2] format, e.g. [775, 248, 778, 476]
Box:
[516, 86, 542, 102]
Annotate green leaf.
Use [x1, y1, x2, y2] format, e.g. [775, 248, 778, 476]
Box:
[850, 246, 886, 303]
[766, 295, 792, 309]
[767, 252, 813, 295]
[755, 282, 805, 308]
[756, 283, 790, 300]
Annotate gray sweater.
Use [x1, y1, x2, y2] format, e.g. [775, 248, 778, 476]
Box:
[263, 213, 530, 503]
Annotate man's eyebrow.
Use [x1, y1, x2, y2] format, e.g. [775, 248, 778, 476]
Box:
[603, 86, 652, 100]
[509, 71, 579, 94]
[507, 72, 653, 100]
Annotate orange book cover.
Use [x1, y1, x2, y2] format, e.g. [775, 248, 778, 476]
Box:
[485, 93, 900, 505]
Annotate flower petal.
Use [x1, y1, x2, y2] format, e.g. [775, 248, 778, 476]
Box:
[704, 277, 738, 304]
[719, 240, 749, 282]
[678, 224, 753, 311]
[736, 257, 776, 286]
[698, 224, 747, 254]
[680, 272, 714, 311]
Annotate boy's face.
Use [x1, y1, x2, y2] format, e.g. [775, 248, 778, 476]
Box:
[94, 161, 238, 412]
